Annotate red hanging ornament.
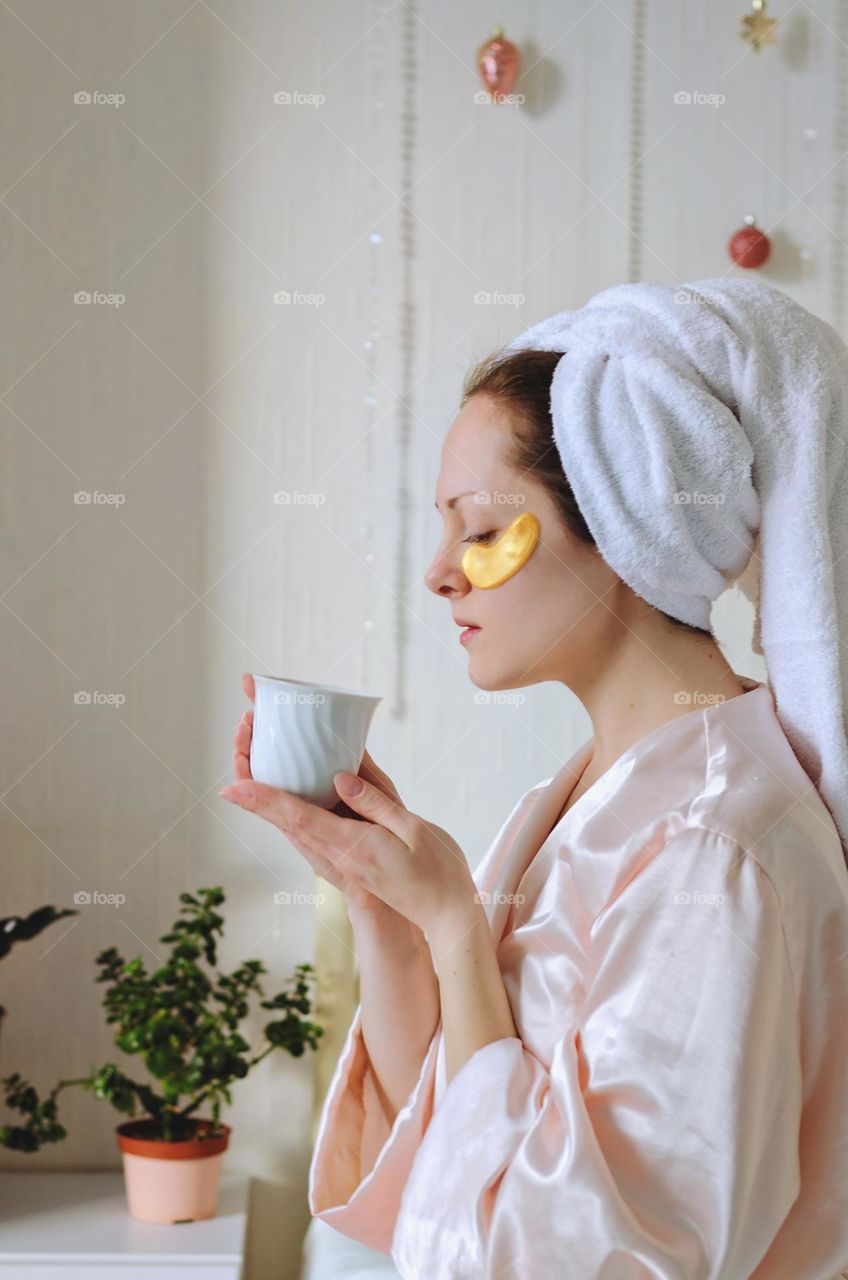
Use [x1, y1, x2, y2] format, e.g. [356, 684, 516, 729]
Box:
[476, 26, 521, 103]
[728, 214, 772, 268]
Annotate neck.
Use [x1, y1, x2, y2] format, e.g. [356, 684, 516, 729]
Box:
[566, 625, 747, 774]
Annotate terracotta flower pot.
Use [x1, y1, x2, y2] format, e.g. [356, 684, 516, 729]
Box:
[116, 1118, 231, 1223]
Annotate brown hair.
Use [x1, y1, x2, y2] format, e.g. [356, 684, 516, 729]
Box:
[461, 347, 711, 638]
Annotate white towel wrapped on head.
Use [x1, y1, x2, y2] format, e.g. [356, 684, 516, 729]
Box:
[505, 278, 848, 867]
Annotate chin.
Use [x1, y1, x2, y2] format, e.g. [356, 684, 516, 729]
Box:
[467, 656, 527, 693]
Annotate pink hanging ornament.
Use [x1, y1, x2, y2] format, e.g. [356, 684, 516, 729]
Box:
[477, 26, 520, 103]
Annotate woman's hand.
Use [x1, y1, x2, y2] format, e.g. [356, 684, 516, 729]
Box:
[230, 673, 398, 916]
[222, 675, 478, 940]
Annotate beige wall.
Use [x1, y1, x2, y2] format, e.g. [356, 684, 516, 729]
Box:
[7, 0, 835, 1274]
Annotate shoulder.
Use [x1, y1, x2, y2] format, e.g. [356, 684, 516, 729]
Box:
[588, 826, 795, 993]
[594, 821, 848, 1012]
[611, 683, 848, 949]
[690, 700, 848, 958]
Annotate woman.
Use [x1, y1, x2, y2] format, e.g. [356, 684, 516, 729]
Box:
[221, 279, 848, 1279]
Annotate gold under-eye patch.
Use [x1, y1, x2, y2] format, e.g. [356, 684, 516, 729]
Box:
[462, 511, 541, 588]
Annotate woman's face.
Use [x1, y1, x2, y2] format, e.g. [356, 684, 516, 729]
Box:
[425, 393, 619, 691]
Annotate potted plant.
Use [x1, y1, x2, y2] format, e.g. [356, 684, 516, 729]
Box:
[1, 886, 324, 1223]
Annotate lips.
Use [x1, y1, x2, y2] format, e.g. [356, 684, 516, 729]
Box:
[456, 618, 482, 646]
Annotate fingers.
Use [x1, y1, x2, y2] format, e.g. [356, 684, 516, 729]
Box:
[241, 672, 255, 703]
[234, 750, 252, 782]
[359, 748, 402, 804]
[225, 782, 373, 887]
[234, 711, 253, 752]
[232, 709, 254, 781]
[248, 787, 342, 885]
[331, 797, 365, 821]
[332, 774, 418, 846]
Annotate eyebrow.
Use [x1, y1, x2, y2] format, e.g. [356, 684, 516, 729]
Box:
[433, 490, 489, 512]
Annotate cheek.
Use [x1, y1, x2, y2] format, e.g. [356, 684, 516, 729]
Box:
[474, 537, 590, 629]
[469, 548, 550, 641]
[462, 513, 541, 589]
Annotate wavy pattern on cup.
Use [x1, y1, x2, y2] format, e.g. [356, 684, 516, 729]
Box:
[249, 674, 381, 809]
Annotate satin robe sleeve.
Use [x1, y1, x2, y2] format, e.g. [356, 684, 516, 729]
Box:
[307, 786, 537, 1256]
[307, 995, 443, 1253]
[392, 825, 803, 1280]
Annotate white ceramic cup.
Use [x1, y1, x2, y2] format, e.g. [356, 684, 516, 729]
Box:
[249, 674, 382, 809]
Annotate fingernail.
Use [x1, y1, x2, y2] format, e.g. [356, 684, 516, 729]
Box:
[220, 784, 250, 804]
[336, 773, 363, 796]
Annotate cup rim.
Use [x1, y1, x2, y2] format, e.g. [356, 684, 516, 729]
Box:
[253, 673, 382, 701]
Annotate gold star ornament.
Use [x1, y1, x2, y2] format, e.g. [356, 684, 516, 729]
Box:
[740, 0, 778, 52]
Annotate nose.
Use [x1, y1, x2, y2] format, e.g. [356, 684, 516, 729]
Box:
[424, 537, 469, 599]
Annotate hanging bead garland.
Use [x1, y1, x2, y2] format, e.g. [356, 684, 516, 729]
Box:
[357, 0, 388, 696]
[627, 0, 647, 283]
[799, 125, 817, 285]
[831, 3, 848, 334]
[390, 0, 417, 720]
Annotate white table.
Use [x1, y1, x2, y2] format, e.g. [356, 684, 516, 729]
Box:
[0, 1170, 248, 1278]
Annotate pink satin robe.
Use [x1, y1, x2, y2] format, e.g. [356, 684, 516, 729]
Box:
[308, 679, 848, 1279]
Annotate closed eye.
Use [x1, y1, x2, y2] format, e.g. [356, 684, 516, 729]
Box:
[462, 531, 497, 545]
